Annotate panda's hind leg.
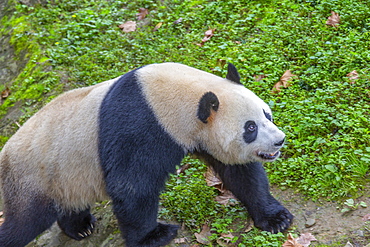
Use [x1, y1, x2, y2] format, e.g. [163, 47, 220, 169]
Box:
[57, 207, 96, 240]
[0, 194, 58, 247]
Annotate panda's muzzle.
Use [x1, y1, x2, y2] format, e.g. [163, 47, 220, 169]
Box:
[257, 150, 281, 160]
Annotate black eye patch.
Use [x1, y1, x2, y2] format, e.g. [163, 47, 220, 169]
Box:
[243, 121, 258, 143]
[263, 109, 272, 122]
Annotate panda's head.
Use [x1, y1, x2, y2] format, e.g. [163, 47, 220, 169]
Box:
[197, 64, 285, 165]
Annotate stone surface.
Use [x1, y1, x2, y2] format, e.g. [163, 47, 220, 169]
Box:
[305, 218, 316, 228]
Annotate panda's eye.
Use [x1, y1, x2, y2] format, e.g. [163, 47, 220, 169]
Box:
[244, 121, 257, 132]
[243, 121, 258, 143]
[248, 124, 256, 132]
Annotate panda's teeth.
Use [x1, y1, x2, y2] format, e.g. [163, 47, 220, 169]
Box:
[257, 151, 280, 160]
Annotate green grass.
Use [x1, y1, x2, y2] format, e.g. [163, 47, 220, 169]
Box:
[1, 0, 369, 245]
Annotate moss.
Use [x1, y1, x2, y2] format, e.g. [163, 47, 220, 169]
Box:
[0, 3, 61, 123]
[0, 136, 9, 148]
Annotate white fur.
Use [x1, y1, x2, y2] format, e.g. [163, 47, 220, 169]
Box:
[137, 63, 285, 164]
[0, 78, 118, 210]
[0, 63, 284, 211]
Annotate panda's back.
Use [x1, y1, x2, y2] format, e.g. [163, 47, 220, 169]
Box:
[0, 78, 119, 210]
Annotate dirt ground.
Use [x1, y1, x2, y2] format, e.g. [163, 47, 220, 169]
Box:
[21, 186, 369, 247]
[270, 186, 370, 246]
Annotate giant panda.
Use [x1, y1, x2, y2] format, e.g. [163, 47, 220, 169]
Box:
[0, 63, 293, 247]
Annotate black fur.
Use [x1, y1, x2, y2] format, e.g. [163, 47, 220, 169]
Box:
[226, 63, 241, 84]
[197, 152, 293, 233]
[0, 190, 97, 247]
[0, 194, 58, 247]
[263, 109, 272, 122]
[57, 208, 96, 240]
[0, 63, 291, 246]
[98, 69, 185, 247]
[243, 120, 258, 143]
[197, 91, 219, 123]
[138, 223, 179, 247]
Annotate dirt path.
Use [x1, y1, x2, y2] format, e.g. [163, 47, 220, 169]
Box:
[271, 187, 370, 246]
[24, 187, 370, 247]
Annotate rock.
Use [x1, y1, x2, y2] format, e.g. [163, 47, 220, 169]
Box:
[353, 230, 364, 237]
[344, 241, 353, 247]
[305, 218, 316, 228]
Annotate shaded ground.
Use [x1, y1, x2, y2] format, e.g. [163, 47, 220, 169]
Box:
[22, 187, 369, 247]
[271, 186, 370, 247]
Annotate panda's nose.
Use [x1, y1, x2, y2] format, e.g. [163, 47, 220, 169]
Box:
[274, 138, 285, 147]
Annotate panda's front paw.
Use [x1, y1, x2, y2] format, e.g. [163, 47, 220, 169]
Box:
[130, 223, 179, 247]
[254, 205, 293, 233]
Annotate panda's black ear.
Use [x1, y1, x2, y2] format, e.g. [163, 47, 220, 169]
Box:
[197, 92, 219, 124]
[226, 63, 241, 84]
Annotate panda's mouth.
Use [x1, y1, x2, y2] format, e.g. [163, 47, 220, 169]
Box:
[257, 151, 281, 160]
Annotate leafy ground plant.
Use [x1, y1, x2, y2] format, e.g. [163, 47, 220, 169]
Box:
[1, 0, 369, 245]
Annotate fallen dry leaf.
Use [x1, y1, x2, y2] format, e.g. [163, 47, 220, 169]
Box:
[326, 11, 340, 27]
[174, 237, 187, 244]
[1, 87, 10, 99]
[217, 232, 235, 246]
[296, 233, 317, 247]
[216, 58, 227, 68]
[194, 224, 211, 245]
[176, 163, 191, 175]
[279, 70, 295, 87]
[204, 29, 214, 39]
[347, 70, 358, 84]
[254, 74, 267, 82]
[205, 167, 226, 192]
[205, 167, 238, 205]
[137, 8, 149, 20]
[119, 21, 136, 33]
[173, 17, 183, 24]
[272, 70, 295, 93]
[205, 167, 223, 187]
[153, 22, 162, 31]
[362, 213, 370, 221]
[220, 232, 235, 243]
[215, 190, 238, 206]
[197, 28, 215, 47]
[282, 233, 304, 247]
[244, 219, 254, 233]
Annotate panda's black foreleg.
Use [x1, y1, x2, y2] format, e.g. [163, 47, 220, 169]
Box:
[206, 156, 293, 233]
[0, 194, 58, 247]
[57, 207, 96, 240]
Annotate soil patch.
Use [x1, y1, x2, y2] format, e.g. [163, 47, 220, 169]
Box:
[23, 187, 370, 246]
[271, 186, 370, 246]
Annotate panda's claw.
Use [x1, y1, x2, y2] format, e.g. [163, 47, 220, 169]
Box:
[58, 212, 96, 240]
[254, 205, 293, 233]
[280, 223, 287, 232]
